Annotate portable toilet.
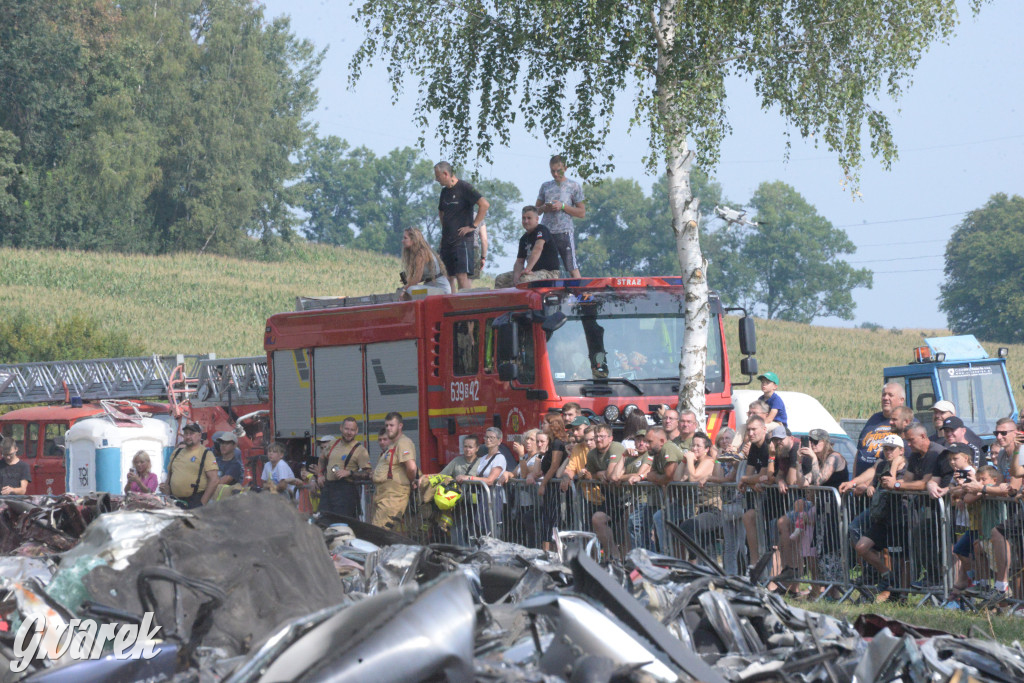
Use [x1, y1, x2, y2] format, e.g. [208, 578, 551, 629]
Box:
[65, 416, 174, 495]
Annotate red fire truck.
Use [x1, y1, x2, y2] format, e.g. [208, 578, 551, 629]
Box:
[265, 277, 757, 474]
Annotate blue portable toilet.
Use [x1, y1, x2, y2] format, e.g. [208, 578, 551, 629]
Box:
[65, 416, 174, 495]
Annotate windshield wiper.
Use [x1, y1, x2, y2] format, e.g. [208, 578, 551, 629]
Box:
[602, 376, 645, 395]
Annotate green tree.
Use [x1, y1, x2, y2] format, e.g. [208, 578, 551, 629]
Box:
[0, 0, 323, 254]
[577, 169, 725, 276]
[301, 139, 521, 257]
[0, 310, 143, 363]
[349, 0, 975, 420]
[732, 181, 872, 323]
[939, 193, 1024, 343]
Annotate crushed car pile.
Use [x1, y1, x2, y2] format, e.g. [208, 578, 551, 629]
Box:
[2, 494, 1023, 682]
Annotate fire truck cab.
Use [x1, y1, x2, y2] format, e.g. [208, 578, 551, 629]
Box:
[265, 277, 757, 474]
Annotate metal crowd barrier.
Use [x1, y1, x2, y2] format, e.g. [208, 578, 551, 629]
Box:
[318, 476, 1023, 607]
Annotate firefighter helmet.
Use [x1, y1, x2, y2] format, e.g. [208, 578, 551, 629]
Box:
[433, 478, 462, 511]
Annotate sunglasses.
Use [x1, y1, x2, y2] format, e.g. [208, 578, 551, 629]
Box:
[994, 430, 1016, 436]
[809, 438, 821, 445]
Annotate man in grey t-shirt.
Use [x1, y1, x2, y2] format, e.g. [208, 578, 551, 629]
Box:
[535, 155, 585, 277]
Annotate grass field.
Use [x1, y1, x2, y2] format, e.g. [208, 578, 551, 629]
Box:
[1, 245, 1021, 419]
[786, 597, 1024, 644]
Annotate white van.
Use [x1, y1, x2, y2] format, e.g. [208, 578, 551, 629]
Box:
[730, 390, 856, 471]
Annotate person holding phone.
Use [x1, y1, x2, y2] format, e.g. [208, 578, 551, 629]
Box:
[535, 155, 585, 277]
[125, 451, 158, 495]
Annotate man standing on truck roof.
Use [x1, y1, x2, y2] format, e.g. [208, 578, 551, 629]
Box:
[161, 422, 219, 508]
[535, 155, 585, 278]
[853, 383, 905, 477]
[435, 161, 489, 292]
[370, 412, 418, 530]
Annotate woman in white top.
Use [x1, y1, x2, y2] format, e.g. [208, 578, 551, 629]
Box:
[400, 228, 451, 298]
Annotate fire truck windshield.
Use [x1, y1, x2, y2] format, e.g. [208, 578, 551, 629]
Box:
[545, 291, 723, 387]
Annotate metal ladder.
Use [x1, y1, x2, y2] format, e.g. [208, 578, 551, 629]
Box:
[0, 354, 267, 407]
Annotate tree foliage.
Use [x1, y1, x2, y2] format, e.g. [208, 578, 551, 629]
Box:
[725, 181, 872, 322]
[300, 139, 522, 258]
[0, 310, 143, 363]
[0, 0, 323, 255]
[350, 0, 978, 420]
[939, 193, 1024, 344]
[576, 169, 724, 276]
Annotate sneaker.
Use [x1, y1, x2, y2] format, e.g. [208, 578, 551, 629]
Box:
[977, 587, 1010, 606]
[790, 517, 805, 541]
[875, 572, 892, 593]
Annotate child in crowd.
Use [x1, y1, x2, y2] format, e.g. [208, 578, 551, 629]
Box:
[951, 465, 1004, 594]
[757, 372, 788, 427]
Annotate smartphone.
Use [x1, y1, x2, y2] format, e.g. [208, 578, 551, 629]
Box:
[800, 436, 809, 448]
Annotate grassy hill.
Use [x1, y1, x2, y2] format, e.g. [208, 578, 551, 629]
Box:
[2, 245, 1020, 420]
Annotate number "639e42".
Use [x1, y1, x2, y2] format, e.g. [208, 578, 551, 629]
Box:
[450, 379, 480, 402]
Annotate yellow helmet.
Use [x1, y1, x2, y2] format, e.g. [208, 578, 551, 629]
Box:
[433, 478, 462, 511]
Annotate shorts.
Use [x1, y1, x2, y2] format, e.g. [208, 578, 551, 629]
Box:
[865, 520, 908, 555]
[547, 231, 578, 273]
[440, 240, 474, 277]
[953, 530, 976, 558]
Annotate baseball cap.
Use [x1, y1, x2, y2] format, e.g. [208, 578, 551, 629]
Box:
[216, 432, 238, 443]
[932, 400, 956, 413]
[569, 416, 591, 427]
[880, 434, 904, 449]
[808, 428, 830, 443]
[769, 425, 787, 440]
[941, 416, 965, 431]
[182, 422, 202, 433]
[946, 443, 974, 457]
[758, 372, 781, 385]
[318, 435, 336, 442]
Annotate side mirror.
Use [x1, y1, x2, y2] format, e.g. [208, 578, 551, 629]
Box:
[498, 362, 519, 382]
[738, 316, 756, 356]
[740, 356, 758, 377]
[541, 311, 566, 334]
[493, 313, 516, 363]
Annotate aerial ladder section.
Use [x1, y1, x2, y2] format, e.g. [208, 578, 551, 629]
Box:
[0, 355, 267, 407]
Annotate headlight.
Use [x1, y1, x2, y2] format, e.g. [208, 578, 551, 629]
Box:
[623, 404, 639, 418]
[603, 405, 620, 423]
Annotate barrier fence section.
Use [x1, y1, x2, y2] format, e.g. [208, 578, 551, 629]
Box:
[331, 478, 1023, 605]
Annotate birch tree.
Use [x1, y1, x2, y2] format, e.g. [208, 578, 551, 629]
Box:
[350, 0, 982, 422]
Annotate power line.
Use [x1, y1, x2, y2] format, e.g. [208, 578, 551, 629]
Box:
[872, 267, 945, 274]
[847, 253, 944, 264]
[835, 211, 966, 228]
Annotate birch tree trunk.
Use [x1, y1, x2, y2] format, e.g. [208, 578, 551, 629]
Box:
[655, 0, 709, 426]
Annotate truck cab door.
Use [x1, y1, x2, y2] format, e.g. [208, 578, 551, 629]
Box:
[38, 422, 68, 495]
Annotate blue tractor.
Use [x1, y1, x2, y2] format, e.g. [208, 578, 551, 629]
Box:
[884, 335, 1018, 443]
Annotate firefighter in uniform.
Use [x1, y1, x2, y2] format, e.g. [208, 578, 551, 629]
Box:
[370, 412, 418, 529]
[318, 417, 371, 518]
[160, 422, 219, 508]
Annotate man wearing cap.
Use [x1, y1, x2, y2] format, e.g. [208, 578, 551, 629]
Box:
[930, 400, 986, 452]
[757, 372, 788, 427]
[160, 423, 219, 508]
[319, 417, 371, 519]
[558, 416, 592, 485]
[853, 382, 906, 477]
[940, 416, 985, 468]
[853, 433, 909, 598]
[211, 432, 244, 498]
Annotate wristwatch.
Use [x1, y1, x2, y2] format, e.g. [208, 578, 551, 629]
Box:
[894, 481, 901, 489]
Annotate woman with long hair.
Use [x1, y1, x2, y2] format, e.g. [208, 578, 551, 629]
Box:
[400, 228, 451, 298]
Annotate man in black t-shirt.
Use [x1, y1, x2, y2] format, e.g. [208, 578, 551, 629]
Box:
[739, 416, 774, 570]
[493, 206, 562, 288]
[435, 161, 489, 292]
[0, 440, 31, 495]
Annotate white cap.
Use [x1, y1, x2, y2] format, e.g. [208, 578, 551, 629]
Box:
[932, 400, 955, 413]
[881, 434, 904, 449]
[318, 435, 336, 443]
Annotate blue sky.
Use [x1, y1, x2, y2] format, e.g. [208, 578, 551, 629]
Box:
[262, 1, 1023, 330]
